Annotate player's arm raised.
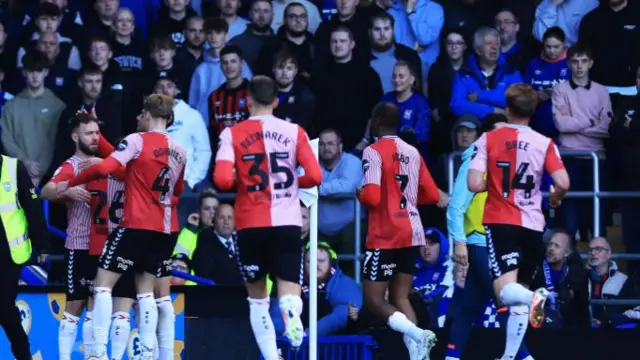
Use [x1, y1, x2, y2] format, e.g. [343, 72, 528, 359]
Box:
[417, 157, 440, 205]
[296, 127, 322, 188]
[357, 146, 382, 207]
[467, 134, 488, 193]
[545, 140, 570, 207]
[94, 134, 127, 180]
[213, 127, 236, 191]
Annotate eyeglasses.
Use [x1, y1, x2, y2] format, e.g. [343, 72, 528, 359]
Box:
[287, 13, 307, 20]
[588, 246, 610, 254]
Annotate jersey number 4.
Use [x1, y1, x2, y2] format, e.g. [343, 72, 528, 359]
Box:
[242, 152, 294, 192]
[496, 161, 535, 199]
[152, 166, 172, 201]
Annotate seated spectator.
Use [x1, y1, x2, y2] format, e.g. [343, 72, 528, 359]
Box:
[84, 0, 120, 40]
[317, 129, 363, 261]
[174, 190, 220, 259]
[450, 26, 522, 120]
[110, 8, 146, 75]
[170, 253, 194, 286]
[523, 26, 570, 139]
[529, 230, 590, 328]
[412, 227, 453, 328]
[380, 61, 430, 157]
[17, 2, 82, 71]
[229, 0, 277, 72]
[270, 242, 362, 336]
[587, 237, 640, 328]
[451, 115, 480, 154]
[191, 203, 243, 286]
[552, 43, 611, 239]
[189, 17, 253, 122]
[271, 48, 315, 132]
[20, 0, 84, 50]
[428, 28, 468, 157]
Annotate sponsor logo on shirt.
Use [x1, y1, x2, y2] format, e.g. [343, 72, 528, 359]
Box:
[117, 139, 128, 151]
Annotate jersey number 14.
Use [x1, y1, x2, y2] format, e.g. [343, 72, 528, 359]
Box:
[496, 161, 535, 199]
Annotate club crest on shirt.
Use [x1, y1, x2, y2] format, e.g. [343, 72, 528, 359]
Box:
[117, 139, 128, 151]
[362, 159, 370, 174]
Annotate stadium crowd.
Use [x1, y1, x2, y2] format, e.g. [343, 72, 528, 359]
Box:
[2, 0, 640, 357]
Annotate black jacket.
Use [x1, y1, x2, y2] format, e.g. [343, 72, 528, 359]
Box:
[609, 95, 640, 189]
[312, 60, 383, 149]
[191, 229, 243, 286]
[148, 6, 199, 47]
[313, 10, 372, 70]
[256, 29, 315, 77]
[530, 254, 591, 329]
[273, 80, 315, 134]
[0, 157, 48, 264]
[579, 2, 640, 87]
[427, 58, 458, 156]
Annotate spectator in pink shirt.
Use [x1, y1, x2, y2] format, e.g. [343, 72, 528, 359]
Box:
[552, 43, 612, 240]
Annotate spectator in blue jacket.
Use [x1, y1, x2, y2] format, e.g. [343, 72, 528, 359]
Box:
[524, 26, 570, 139]
[270, 242, 362, 336]
[450, 26, 523, 120]
[380, 60, 430, 158]
[412, 227, 454, 328]
[404, 0, 445, 80]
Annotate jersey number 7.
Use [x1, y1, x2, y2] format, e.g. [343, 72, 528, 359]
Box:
[242, 152, 294, 192]
[496, 161, 535, 199]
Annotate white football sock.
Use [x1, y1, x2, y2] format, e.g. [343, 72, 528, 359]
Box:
[500, 283, 534, 306]
[92, 287, 113, 355]
[110, 311, 131, 360]
[136, 293, 158, 357]
[388, 312, 424, 343]
[83, 311, 94, 359]
[502, 304, 529, 359]
[248, 297, 280, 360]
[58, 312, 80, 360]
[156, 296, 175, 360]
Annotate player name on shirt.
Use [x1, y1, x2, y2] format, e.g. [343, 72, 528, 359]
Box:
[153, 147, 186, 163]
[505, 140, 530, 151]
[239, 130, 293, 149]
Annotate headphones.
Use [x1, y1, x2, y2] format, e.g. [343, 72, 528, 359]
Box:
[304, 241, 338, 262]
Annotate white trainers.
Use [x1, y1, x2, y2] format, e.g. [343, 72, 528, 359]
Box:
[415, 329, 437, 360]
[282, 309, 305, 348]
[403, 334, 419, 360]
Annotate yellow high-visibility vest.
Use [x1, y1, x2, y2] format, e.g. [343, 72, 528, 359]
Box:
[463, 192, 487, 237]
[0, 156, 32, 265]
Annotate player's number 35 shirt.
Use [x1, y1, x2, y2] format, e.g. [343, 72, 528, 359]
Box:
[469, 125, 565, 232]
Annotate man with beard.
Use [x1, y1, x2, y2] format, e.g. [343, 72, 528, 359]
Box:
[175, 16, 206, 95]
[41, 115, 102, 360]
[256, 2, 315, 78]
[230, 0, 278, 71]
[272, 49, 315, 132]
[368, 11, 422, 93]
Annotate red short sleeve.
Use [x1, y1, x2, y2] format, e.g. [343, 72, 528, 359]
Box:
[49, 162, 74, 184]
[544, 140, 565, 174]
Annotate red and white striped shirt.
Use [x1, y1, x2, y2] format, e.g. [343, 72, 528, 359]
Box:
[50, 156, 91, 250]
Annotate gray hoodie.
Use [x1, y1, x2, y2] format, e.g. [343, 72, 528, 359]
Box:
[1, 88, 66, 183]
